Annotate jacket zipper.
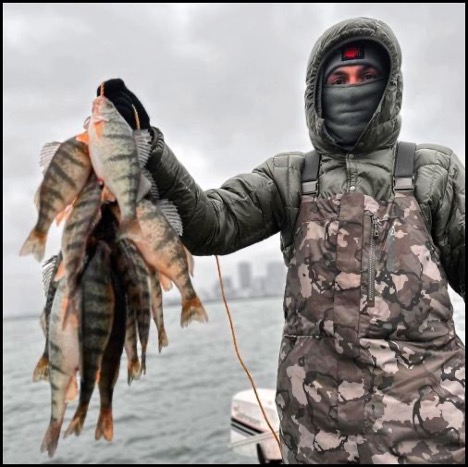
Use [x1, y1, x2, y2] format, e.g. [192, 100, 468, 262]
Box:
[368, 215, 379, 307]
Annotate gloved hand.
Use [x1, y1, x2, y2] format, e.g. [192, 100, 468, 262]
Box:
[96, 78, 150, 130]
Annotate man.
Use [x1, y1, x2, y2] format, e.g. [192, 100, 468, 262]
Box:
[101, 17, 465, 464]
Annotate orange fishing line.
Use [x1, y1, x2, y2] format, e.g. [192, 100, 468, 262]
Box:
[215, 255, 281, 452]
[132, 105, 140, 130]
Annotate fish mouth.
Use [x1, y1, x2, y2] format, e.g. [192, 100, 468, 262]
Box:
[92, 95, 113, 115]
[92, 96, 104, 113]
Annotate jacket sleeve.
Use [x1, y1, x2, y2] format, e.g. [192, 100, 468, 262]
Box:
[432, 151, 465, 301]
[144, 130, 285, 256]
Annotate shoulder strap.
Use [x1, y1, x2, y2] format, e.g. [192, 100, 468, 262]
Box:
[301, 150, 320, 195]
[394, 141, 417, 192]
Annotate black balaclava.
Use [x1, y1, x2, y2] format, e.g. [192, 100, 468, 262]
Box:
[321, 40, 390, 149]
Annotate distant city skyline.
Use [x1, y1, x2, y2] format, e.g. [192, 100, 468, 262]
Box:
[164, 259, 288, 306]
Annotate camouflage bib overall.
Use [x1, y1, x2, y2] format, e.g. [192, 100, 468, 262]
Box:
[276, 145, 465, 464]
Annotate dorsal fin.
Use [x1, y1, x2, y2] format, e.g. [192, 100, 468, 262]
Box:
[157, 199, 183, 236]
[39, 142, 62, 174]
[41, 253, 62, 296]
[134, 129, 152, 168]
[142, 168, 159, 201]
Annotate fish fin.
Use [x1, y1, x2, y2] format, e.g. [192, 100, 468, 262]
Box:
[75, 131, 89, 144]
[39, 142, 61, 174]
[41, 254, 60, 296]
[158, 327, 169, 353]
[94, 120, 105, 138]
[184, 246, 195, 277]
[55, 203, 74, 226]
[127, 359, 141, 385]
[95, 408, 113, 442]
[62, 296, 77, 332]
[19, 229, 46, 262]
[181, 296, 208, 328]
[101, 186, 116, 203]
[63, 404, 88, 438]
[137, 172, 153, 202]
[65, 373, 78, 402]
[157, 199, 183, 236]
[134, 129, 152, 167]
[142, 168, 159, 201]
[54, 260, 65, 281]
[159, 273, 173, 292]
[82, 116, 91, 130]
[32, 354, 49, 382]
[40, 419, 62, 458]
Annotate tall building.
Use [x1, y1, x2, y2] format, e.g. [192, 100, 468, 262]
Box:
[238, 261, 253, 290]
[264, 261, 287, 296]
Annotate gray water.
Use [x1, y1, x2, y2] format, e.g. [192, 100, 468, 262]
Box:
[3, 294, 465, 464]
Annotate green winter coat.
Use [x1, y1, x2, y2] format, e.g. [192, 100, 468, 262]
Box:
[146, 17, 465, 301]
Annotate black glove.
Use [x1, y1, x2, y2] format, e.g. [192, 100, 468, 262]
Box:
[96, 78, 150, 130]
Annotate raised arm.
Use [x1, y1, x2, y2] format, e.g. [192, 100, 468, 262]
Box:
[100, 79, 285, 256]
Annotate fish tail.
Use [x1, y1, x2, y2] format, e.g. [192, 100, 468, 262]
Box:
[65, 375, 78, 402]
[19, 229, 47, 262]
[158, 328, 169, 353]
[127, 359, 141, 385]
[32, 354, 50, 382]
[40, 419, 62, 458]
[181, 296, 208, 328]
[63, 404, 89, 438]
[95, 407, 114, 442]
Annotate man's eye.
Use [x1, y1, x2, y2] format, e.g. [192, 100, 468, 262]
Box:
[329, 77, 346, 85]
[363, 72, 378, 81]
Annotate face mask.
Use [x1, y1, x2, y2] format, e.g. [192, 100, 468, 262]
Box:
[322, 77, 386, 148]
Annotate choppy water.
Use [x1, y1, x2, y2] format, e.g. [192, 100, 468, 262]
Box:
[3, 293, 465, 464]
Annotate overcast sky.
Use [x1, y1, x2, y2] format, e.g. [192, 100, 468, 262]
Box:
[3, 3, 465, 317]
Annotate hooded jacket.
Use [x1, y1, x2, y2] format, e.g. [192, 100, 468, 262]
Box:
[146, 17, 465, 301]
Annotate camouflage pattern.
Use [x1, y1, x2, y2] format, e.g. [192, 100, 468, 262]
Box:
[276, 191, 465, 464]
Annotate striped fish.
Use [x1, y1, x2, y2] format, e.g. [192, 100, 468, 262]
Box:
[20, 138, 92, 262]
[79, 96, 151, 233]
[40, 279, 80, 458]
[33, 253, 62, 382]
[114, 241, 143, 383]
[95, 269, 127, 442]
[115, 239, 152, 374]
[64, 241, 115, 438]
[62, 174, 102, 320]
[129, 199, 208, 327]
